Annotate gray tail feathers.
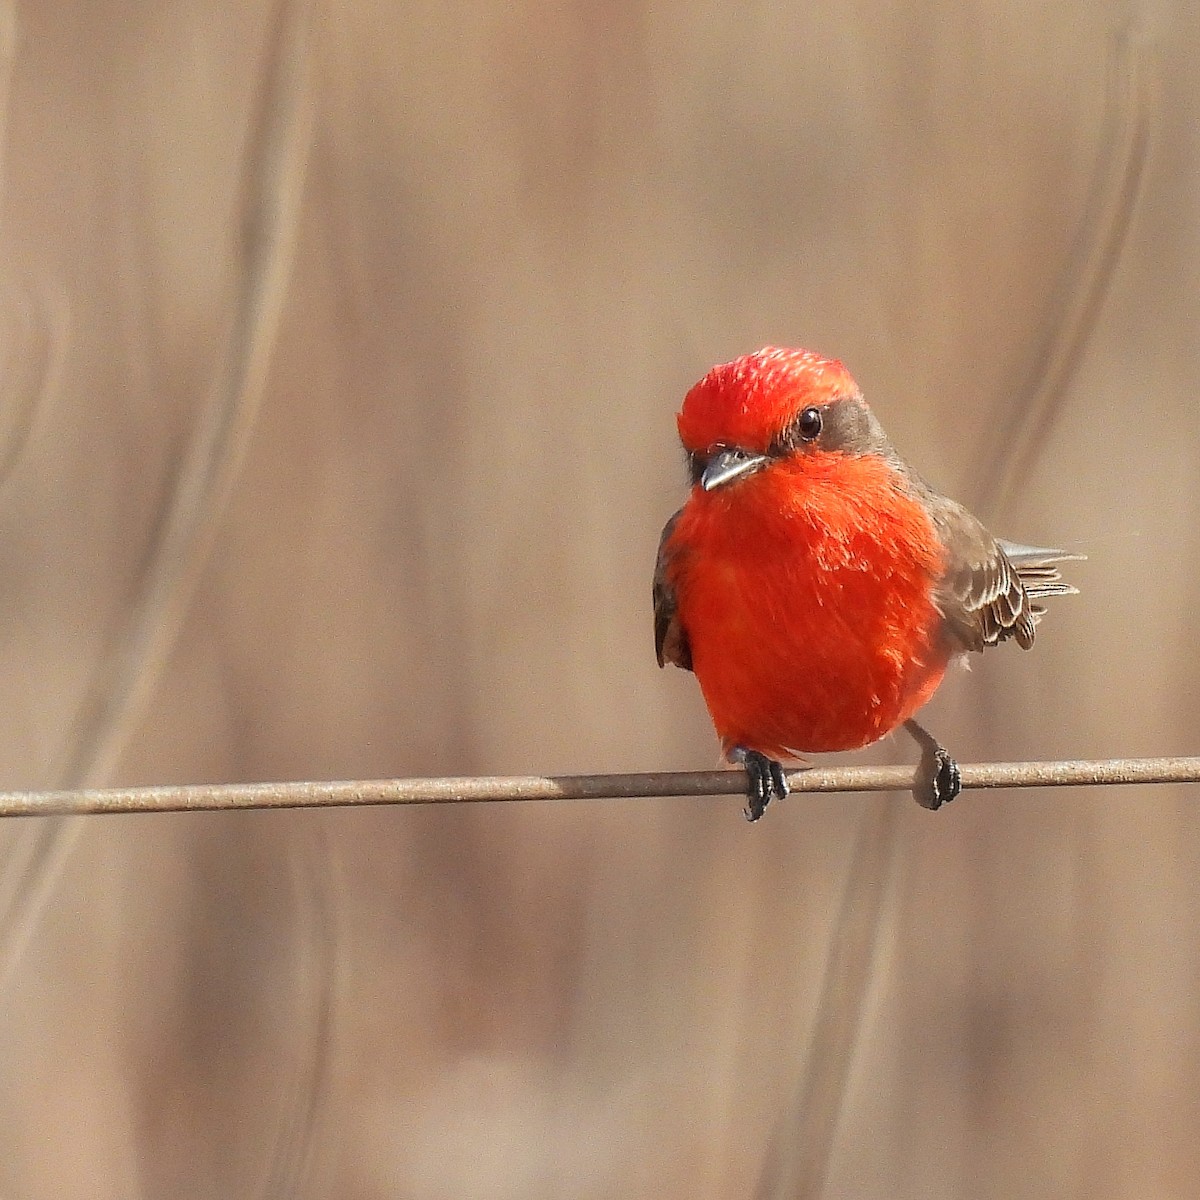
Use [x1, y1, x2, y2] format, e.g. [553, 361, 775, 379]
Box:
[997, 540, 1084, 616]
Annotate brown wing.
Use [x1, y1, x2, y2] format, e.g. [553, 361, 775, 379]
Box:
[926, 495, 1081, 653]
[653, 510, 692, 671]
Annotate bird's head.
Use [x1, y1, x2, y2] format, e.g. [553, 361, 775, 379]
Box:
[676, 347, 890, 492]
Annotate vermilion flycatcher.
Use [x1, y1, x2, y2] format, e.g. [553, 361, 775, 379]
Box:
[654, 347, 1080, 820]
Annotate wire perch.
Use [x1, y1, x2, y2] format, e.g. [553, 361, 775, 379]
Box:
[0, 756, 1195, 818]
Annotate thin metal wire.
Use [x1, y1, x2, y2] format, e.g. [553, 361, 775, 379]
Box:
[0, 756, 1195, 818]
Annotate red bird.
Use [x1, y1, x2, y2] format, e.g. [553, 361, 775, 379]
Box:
[654, 347, 1080, 819]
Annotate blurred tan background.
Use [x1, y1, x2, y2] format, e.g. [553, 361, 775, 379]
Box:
[0, 2, 1193, 1197]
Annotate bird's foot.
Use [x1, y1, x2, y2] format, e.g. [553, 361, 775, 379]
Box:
[904, 719, 961, 810]
[729, 747, 789, 821]
[917, 747, 961, 811]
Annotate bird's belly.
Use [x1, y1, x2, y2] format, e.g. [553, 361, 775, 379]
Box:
[680, 548, 946, 757]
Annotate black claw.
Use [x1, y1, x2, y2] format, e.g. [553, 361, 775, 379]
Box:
[737, 749, 789, 821]
[768, 758, 788, 802]
[916, 748, 961, 811]
[935, 750, 961, 807]
[904, 719, 961, 811]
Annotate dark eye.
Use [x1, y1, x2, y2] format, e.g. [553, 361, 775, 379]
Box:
[797, 406, 822, 441]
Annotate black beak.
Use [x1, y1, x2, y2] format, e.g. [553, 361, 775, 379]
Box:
[701, 447, 770, 492]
